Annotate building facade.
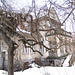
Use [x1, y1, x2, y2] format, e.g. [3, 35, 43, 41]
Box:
[0, 7, 73, 70]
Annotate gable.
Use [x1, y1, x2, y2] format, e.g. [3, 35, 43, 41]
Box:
[49, 7, 60, 22]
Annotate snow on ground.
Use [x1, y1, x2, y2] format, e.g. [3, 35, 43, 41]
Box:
[0, 70, 8, 75]
[15, 66, 75, 75]
[0, 55, 75, 75]
[0, 66, 75, 75]
[29, 62, 40, 68]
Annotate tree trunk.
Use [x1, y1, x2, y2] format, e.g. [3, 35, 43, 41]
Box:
[8, 42, 18, 75]
[8, 46, 14, 75]
[0, 30, 17, 75]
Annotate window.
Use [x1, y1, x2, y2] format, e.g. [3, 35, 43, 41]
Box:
[0, 40, 4, 52]
[52, 13, 54, 17]
[26, 25, 31, 32]
[52, 24, 56, 28]
[30, 48, 34, 53]
[40, 45, 44, 54]
[50, 30, 55, 35]
[47, 21, 50, 26]
[49, 41, 52, 48]
[30, 41, 34, 54]
[22, 22, 31, 32]
[23, 46, 29, 54]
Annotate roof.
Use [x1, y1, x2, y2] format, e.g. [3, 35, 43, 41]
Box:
[50, 18, 62, 26]
[17, 26, 43, 41]
[34, 16, 62, 26]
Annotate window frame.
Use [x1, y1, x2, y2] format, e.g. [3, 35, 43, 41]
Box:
[40, 44, 44, 54]
[23, 45, 29, 54]
[30, 41, 34, 54]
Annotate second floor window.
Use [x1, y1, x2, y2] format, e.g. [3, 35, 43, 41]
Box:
[0, 40, 4, 52]
[40, 45, 44, 54]
[30, 48, 34, 53]
[23, 46, 29, 54]
[30, 41, 34, 54]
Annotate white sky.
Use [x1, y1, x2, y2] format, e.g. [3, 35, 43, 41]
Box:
[1, 0, 75, 32]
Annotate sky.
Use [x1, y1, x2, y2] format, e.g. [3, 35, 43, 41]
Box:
[0, 0, 75, 32]
[4, 0, 64, 10]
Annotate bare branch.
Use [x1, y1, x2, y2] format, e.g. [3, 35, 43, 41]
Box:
[62, 7, 75, 24]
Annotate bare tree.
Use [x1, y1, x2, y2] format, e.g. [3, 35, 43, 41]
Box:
[0, 0, 75, 75]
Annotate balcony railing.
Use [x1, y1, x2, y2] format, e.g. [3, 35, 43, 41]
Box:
[46, 29, 72, 37]
[56, 30, 72, 37]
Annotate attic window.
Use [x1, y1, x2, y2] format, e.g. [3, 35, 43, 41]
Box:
[52, 24, 56, 28]
[47, 21, 50, 26]
[52, 13, 54, 17]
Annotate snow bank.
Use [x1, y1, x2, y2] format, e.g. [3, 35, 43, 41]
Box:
[41, 67, 75, 75]
[63, 55, 72, 67]
[29, 62, 39, 68]
[14, 67, 75, 75]
[0, 70, 8, 75]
